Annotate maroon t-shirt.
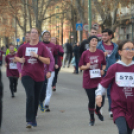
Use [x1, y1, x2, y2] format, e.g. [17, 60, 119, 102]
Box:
[103, 42, 114, 57]
[44, 42, 57, 57]
[100, 62, 134, 129]
[79, 49, 106, 89]
[56, 45, 64, 67]
[16, 42, 50, 82]
[0, 50, 5, 61]
[5, 54, 19, 77]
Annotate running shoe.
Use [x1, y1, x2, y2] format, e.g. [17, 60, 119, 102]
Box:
[39, 102, 45, 113]
[45, 105, 50, 112]
[11, 95, 15, 98]
[109, 111, 113, 118]
[52, 86, 56, 92]
[32, 120, 37, 127]
[89, 119, 95, 126]
[26, 122, 32, 128]
[95, 109, 104, 121]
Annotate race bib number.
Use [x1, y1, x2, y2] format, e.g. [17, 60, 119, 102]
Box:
[115, 72, 134, 87]
[90, 69, 101, 79]
[25, 47, 38, 56]
[9, 63, 17, 69]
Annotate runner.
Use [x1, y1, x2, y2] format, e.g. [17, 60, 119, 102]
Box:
[0, 49, 5, 66]
[97, 29, 120, 117]
[17, 32, 31, 79]
[15, 28, 50, 128]
[5, 44, 19, 98]
[51, 37, 64, 91]
[0, 68, 3, 128]
[39, 47, 54, 112]
[96, 40, 134, 134]
[79, 36, 106, 126]
[41, 30, 57, 111]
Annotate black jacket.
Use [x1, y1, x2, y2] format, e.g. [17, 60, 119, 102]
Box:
[79, 39, 89, 56]
[63, 43, 72, 53]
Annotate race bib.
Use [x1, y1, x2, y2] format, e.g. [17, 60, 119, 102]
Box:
[25, 47, 38, 56]
[115, 72, 134, 87]
[90, 69, 101, 79]
[9, 63, 17, 69]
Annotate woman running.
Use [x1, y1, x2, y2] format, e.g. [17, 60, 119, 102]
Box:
[96, 40, 134, 134]
[79, 36, 106, 126]
[51, 37, 64, 91]
[15, 28, 50, 128]
[5, 44, 19, 98]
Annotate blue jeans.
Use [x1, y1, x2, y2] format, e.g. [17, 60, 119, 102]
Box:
[75, 58, 79, 74]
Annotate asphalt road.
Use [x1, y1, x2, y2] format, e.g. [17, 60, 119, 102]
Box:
[0, 66, 133, 134]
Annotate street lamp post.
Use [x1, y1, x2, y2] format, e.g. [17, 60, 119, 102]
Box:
[88, 0, 92, 32]
[131, 16, 134, 41]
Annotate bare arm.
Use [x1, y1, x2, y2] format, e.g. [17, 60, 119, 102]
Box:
[80, 62, 90, 70]
[31, 52, 50, 64]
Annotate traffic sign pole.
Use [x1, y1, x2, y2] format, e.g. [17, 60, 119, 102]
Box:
[88, 0, 92, 32]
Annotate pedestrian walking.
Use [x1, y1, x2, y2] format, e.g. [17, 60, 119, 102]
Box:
[51, 37, 64, 91]
[73, 42, 80, 74]
[5, 44, 19, 98]
[97, 29, 120, 117]
[62, 39, 72, 68]
[15, 28, 50, 128]
[80, 27, 97, 56]
[41, 30, 58, 112]
[96, 40, 134, 134]
[79, 36, 106, 126]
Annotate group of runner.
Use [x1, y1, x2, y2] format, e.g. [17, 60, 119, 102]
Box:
[79, 28, 134, 134]
[1, 26, 134, 134]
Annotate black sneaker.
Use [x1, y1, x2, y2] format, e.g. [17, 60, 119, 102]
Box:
[95, 109, 104, 121]
[45, 105, 50, 112]
[52, 86, 56, 92]
[89, 119, 95, 126]
[11, 95, 15, 98]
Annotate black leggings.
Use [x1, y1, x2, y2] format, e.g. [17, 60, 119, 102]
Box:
[22, 76, 44, 122]
[115, 116, 133, 134]
[52, 67, 60, 87]
[85, 88, 105, 118]
[8, 77, 18, 96]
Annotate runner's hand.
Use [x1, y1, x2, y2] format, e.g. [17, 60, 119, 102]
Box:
[86, 62, 90, 69]
[55, 64, 59, 69]
[30, 52, 38, 58]
[19, 73, 22, 80]
[46, 72, 51, 79]
[96, 95, 102, 107]
[101, 70, 105, 76]
[20, 57, 25, 63]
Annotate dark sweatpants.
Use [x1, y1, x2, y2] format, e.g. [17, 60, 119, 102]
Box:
[22, 76, 44, 122]
[39, 76, 48, 102]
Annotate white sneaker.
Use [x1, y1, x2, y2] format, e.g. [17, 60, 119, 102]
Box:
[109, 111, 113, 118]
